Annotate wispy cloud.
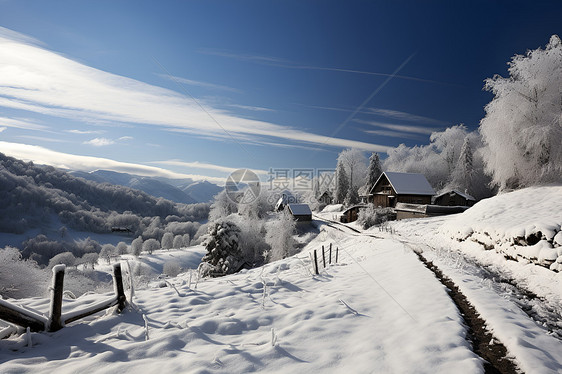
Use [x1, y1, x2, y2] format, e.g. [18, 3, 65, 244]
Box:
[118, 136, 133, 141]
[0, 28, 388, 152]
[158, 74, 242, 93]
[153, 160, 268, 175]
[228, 104, 275, 112]
[0, 116, 49, 131]
[66, 129, 105, 134]
[0, 126, 6, 132]
[367, 108, 448, 126]
[17, 135, 68, 143]
[361, 129, 425, 140]
[355, 119, 438, 135]
[0, 141, 226, 183]
[200, 49, 453, 86]
[84, 137, 115, 146]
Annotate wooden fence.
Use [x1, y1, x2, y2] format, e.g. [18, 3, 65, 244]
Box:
[310, 243, 338, 275]
[0, 263, 127, 333]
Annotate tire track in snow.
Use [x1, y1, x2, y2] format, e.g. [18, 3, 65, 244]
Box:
[314, 216, 520, 373]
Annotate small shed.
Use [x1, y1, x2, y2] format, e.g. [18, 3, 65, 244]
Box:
[340, 204, 367, 223]
[433, 190, 476, 207]
[369, 172, 435, 208]
[317, 190, 333, 205]
[287, 203, 312, 222]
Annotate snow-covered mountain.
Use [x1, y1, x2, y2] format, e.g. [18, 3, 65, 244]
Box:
[71, 170, 198, 205]
[72, 170, 223, 204]
[180, 180, 223, 203]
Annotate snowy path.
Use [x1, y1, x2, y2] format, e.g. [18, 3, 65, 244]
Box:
[385, 218, 562, 374]
[0, 224, 483, 373]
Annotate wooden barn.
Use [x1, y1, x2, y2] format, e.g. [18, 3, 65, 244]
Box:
[433, 190, 476, 207]
[340, 204, 367, 223]
[369, 172, 435, 208]
[287, 203, 312, 222]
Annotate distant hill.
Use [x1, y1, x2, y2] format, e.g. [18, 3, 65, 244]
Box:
[71, 170, 198, 205]
[181, 180, 223, 203]
[0, 153, 209, 265]
[72, 170, 222, 204]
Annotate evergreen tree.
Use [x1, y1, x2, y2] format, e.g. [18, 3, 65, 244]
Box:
[364, 152, 382, 194]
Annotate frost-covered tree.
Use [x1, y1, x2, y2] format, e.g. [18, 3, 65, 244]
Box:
[364, 152, 383, 194]
[199, 220, 246, 277]
[480, 35, 562, 190]
[338, 148, 367, 190]
[161, 232, 174, 250]
[209, 190, 238, 222]
[131, 236, 143, 257]
[265, 210, 296, 262]
[182, 233, 191, 247]
[344, 186, 360, 206]
[80, 253, 99, 270]
[334, 160, 349, 204]
[450, 137, 475, 194]
[116, 241, 129, 255]
[173, 234, 184, 249]
[48, 251, 76, 269]
[100, 244, 116, 264]
[142, 238, 160, 254]
[163, 261, 181, 277]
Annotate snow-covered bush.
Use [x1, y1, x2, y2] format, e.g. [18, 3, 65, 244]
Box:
[163, 261, 181, 277]
[48, 251, 76, 269]
[265, 210, 297, 262]
[131, 236, 143, 256]
[116, 241, 129, 255]
[357, 204, 395, 229]
[0, 246, 48, 298]
[199, 220, 246, 277]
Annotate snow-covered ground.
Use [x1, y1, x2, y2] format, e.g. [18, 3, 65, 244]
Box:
[1, 186, 561, 373]
[1, 223, 484, 373]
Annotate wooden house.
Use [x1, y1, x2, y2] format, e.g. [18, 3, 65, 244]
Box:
[369, 172, 435, 208]
[433, 190, 476, 207]
[339, 204, 367, 223]
[287, 204, 312, 222]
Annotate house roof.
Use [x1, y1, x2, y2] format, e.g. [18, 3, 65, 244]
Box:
[287, 203, 312, 216]
[434, 189, 476, 201]
[373, 172, 435, 196]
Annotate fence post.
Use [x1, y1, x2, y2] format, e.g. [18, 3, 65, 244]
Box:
[336, 247, 339, 263]
[329, 243, 332, 264]
[48, 265, 65, 332]
[112, 263, 127, 312]
[322, 245, 326, 268]
[313, 250, 319, 275]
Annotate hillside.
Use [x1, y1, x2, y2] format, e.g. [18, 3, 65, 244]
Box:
[0, 153, 209, 266]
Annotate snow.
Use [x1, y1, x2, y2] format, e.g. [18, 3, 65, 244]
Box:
[2, 185, 561, 372]
[378, 171, 435, 195]
[385, 185, 562, 373]
[0, 224, 483, 373]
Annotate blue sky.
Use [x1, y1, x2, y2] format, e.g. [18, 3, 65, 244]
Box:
[1, 1, 561, 184]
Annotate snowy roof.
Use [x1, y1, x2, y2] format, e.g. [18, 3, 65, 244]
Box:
[288, 203, 312, 216]
[434, 189, 476, 201]
[374, 172, 435, 196]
